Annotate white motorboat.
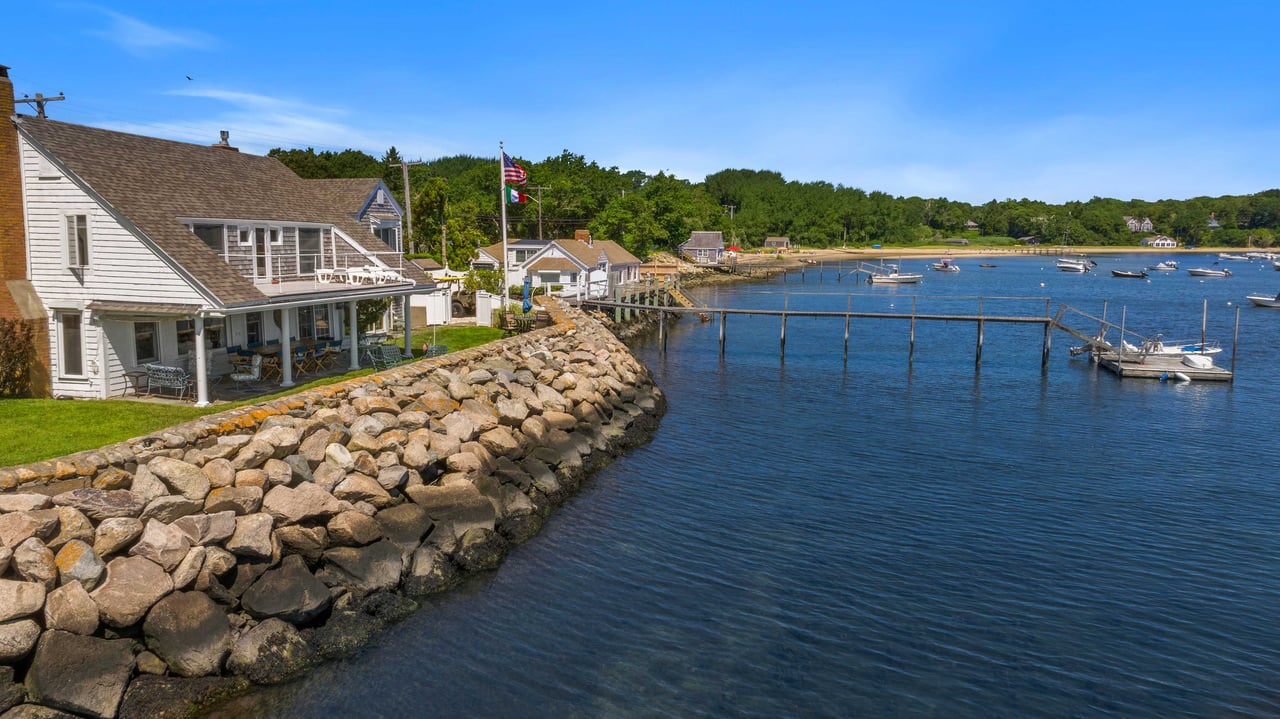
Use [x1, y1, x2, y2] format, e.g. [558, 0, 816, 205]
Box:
[1186, 267, 1232, 277]
[866, 263, 923, 284]
[1246, 292, 1280, 308]
[1147, 261, 1178, 271]
[1122, 334, 1222, 357]
[1273, 260, 1280, 271]
[930, 258, 959, 272]
[1056, 257, 1095, 272]
[1218, 253, 1250, 261]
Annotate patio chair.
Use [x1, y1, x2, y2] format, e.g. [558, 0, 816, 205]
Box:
[144, 364, 194, 400]
[371, 344, 406, 370]
[229, 354, 262, 389]
[260, 355, 282, 382]
[317, 340, 342, 369]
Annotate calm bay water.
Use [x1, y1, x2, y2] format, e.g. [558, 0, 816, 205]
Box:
[216, 253, 1280, 718]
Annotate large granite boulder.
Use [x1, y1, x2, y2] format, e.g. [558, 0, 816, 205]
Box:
[146, 456, 211, 501]
[240, 555, 333, 625]
[404, 483, 495, 540]
[0, 619, 40, 663]
[128, 519, 191, 572]
[44, 581, 99, 636]
[0, 579, 45, 623]
[225, 618, 315, 685]
[51, 489, 146, 521]
[53, 539, 105, 589]
[261, 483, 345, 525]
[316, 540, 403, 593]
[25, 631, 135, 719]
[89, 555, 174, 628]
[142, 592, 231, 677]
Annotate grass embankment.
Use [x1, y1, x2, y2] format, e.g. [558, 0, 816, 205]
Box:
[0, 325, 503, 469]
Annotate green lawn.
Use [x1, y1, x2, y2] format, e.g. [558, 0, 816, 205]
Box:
[0, 325, 505, 469]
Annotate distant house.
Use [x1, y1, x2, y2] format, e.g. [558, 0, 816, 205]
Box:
[471, 238, 551, 279]
[1142, 235, 1177, 248]
[763, 236, 790, 252]
[1124, 216, 1155, 233]
[963, 220, 980, 232]
[1207, 213, 1221, 229]
[943, 238, 970, 245]
[679, 231, 725, 264]
[1019, 236, 1040, 245]
[522, 232, 641, 292]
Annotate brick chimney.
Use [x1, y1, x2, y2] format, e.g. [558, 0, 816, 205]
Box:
[574, 229, 592, 246]
[0, 65, 25, 319]
[210, 129, 239, 152]
[0, 64, 51, 395]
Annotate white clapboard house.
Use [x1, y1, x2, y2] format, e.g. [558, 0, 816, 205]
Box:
[9, 114, 436, 405]
[521, 233, 641, 297]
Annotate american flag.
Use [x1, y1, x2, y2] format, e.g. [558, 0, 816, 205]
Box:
[502, 152, 527, 185]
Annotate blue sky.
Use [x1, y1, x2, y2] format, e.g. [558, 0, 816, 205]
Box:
[7, 2, 1279, 204]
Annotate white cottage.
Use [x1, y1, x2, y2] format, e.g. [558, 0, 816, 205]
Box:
[4, 88, 435, 405]
[521, 234, 641, 295]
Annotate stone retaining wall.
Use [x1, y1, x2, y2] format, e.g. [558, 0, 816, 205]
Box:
[0, 299, 665, 718]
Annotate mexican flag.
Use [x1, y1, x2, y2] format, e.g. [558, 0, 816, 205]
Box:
[505, 185, 528, 204]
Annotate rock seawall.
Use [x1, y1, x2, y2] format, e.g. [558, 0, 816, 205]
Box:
[0, 300, 665, 719]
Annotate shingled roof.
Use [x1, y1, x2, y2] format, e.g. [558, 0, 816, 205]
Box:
[14, 117, 428, 307]
[682, 231, 724, 250]
[553, 239, 640, 268]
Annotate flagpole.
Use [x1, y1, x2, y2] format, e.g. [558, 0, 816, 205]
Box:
[499, 141, 509, 309]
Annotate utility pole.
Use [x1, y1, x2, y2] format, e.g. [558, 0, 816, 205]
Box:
[440, 198, 448, 270]
[722, 204, 738, 243]
[390, 161, 423, 252]
[526, 185, 550, 241]
[17, 92, 65, 118]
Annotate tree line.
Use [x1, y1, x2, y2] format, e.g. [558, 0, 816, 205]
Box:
[268, 147, 1280, 265]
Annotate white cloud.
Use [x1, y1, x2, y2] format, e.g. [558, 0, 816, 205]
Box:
[104, 86, 449, 160]
[86, 8, 216, 55]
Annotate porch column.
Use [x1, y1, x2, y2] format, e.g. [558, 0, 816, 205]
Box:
[402, 296, 412, 360]
[347, 300, 360, 371]
[279, 310, 294, 387]
[194, 316, 210, 406]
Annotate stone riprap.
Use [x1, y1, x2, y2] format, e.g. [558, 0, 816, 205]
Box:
[0, 301, 664, 719]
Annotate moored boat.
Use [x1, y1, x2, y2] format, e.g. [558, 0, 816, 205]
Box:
[1122, 334, 1222, 357]
[930, 258, 959, 272]
[1111, 269, 1147, 278]
[1147, 261, 1178, 271]
[866, 263, 923, 284]
[1246, 292, 1280, 308]
[1056, 257, 1095, 272]
[1218, 253, 1250, 261]
[1186, 267, 1232, 277]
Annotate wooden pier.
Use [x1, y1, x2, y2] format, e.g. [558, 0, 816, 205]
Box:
[583, 288, 1238, 382]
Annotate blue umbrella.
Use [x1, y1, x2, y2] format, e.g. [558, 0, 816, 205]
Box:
[522, 275, 532, 314]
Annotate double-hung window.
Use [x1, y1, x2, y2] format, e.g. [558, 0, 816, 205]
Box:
[298, 228, 322, 274]
[59, 311, 84, 376]
[66, 215, 89, 268]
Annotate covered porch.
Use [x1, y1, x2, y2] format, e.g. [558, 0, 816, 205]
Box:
[92, 284, 430, 406]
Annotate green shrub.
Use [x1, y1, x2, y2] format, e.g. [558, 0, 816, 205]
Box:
[0, 318, 35, 397]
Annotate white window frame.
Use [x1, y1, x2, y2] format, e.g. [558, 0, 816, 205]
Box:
[58, 310, 86, 378]
[66, 214, 89, 268]
[297, 227, 323, 275]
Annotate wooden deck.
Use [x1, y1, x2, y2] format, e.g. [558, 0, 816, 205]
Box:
[1095, 354, 1234, 381]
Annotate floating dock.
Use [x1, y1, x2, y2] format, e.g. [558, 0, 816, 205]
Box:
[1094, 354, 1233, 381]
